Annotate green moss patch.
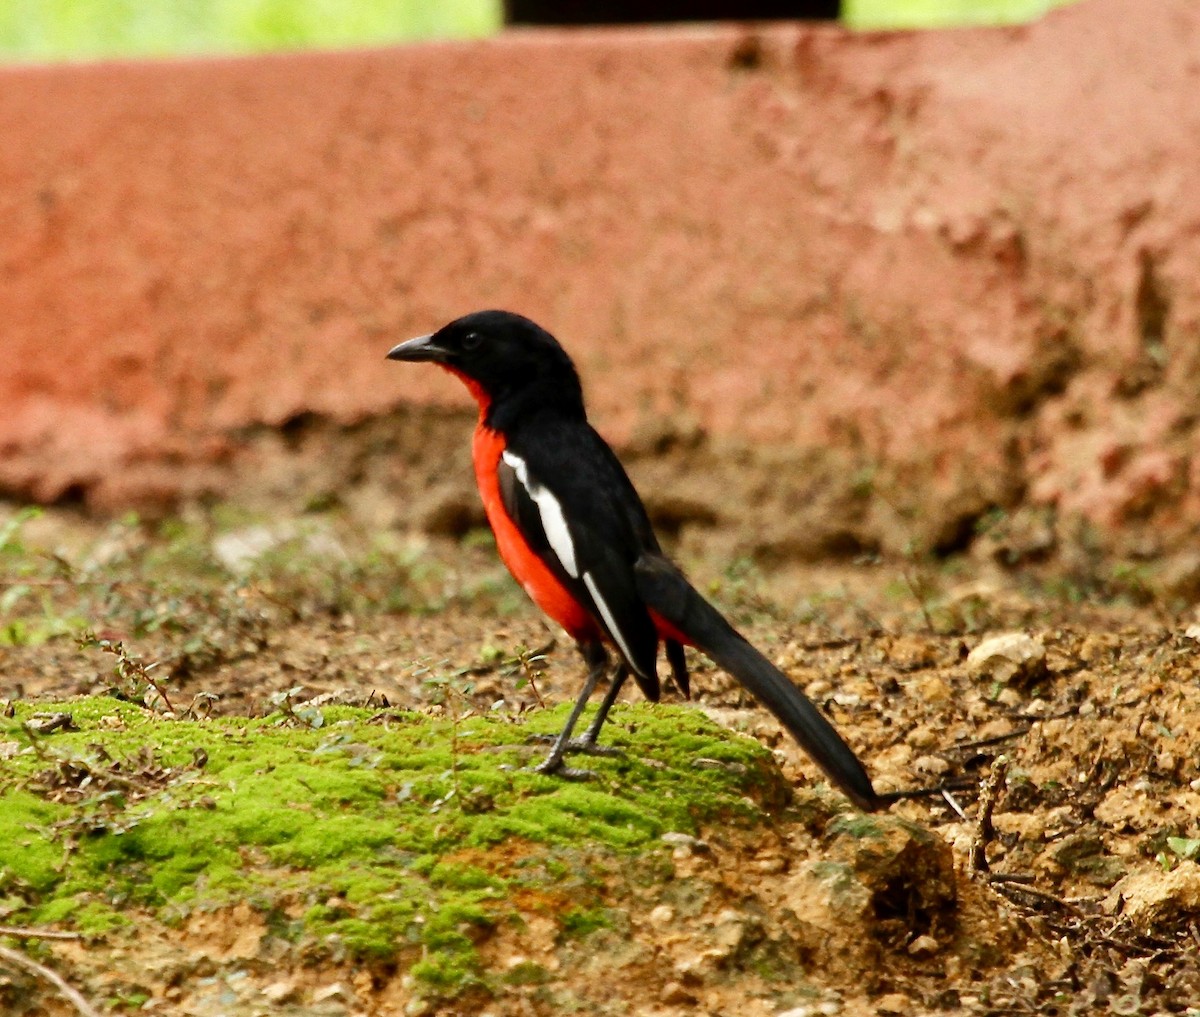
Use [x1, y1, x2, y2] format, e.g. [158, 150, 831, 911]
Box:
[0, 696, 789, 997]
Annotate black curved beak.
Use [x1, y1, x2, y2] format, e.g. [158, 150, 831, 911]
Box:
[386, 334, 445, 362]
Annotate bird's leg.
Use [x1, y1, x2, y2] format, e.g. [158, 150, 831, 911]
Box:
[535, 665, 629, 758]
[532, 643, 609, 779]
[528, 657, 628, 760]
[574, 664, 628, 748]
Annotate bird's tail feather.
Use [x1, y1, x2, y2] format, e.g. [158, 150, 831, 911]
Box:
[636, 556, 880, 811]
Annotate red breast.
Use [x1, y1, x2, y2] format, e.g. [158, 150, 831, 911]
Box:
[472, 421, 600, 643]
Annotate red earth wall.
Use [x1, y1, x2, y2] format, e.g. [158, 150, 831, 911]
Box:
[3, 0, 1199, 551]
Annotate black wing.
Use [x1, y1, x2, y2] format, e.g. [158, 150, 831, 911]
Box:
[497, 412, 664, 699]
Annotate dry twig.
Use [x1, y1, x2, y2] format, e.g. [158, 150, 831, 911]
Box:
[990, 880, 1083, 916]
[968, 755, 1009, 875]
[0, 926, 83, 941]
[941, 789, 969, 821]
[0, 943, 101, 1017]
[949, 727, 1031, 754]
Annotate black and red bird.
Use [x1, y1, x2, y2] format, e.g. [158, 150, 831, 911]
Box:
[387, 310, 883, 811]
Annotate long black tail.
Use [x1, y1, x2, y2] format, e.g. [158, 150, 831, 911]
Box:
[635, 556, 881, 811]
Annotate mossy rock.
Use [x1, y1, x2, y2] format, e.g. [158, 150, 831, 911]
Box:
[0, 695, 793, 998]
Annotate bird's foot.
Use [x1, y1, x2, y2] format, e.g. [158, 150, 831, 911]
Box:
[531, 753, 596, 780]
[526, 733, 623, 758]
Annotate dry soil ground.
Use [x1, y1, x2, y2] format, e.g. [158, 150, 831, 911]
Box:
[3, 493, 1200, 1017]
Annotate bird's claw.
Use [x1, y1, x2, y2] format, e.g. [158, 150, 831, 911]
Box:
[526, 733, 624, 758]
[531, 755, 596, 780]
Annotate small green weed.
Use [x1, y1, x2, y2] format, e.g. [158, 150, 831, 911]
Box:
[1156, 836, 1200, 872]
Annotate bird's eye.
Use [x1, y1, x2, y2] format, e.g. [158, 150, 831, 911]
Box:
[461, 332, 482, 351]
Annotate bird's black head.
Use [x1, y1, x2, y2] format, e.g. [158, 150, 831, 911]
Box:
[386, 310, 585, 420]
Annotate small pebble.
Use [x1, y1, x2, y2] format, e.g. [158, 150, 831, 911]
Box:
[906, 724, 938, 750]
[908, 934, 939, 958]
[648, 904, 675, 925]
[312, 983, 351, 1003]
[995, 687, 1023, 708]
[261, 981, 298, 1004]
[966, 632, 1047, 687]
[912, 754, 950, 776]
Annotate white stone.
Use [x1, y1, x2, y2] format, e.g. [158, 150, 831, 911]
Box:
[966, 633, 1047, 686]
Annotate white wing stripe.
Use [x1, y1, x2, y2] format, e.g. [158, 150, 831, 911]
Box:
[583, 570, 637, 667]
[532, 492, 576, 579]
[498, 449, 644, 676]
[501, 449, 578, 578]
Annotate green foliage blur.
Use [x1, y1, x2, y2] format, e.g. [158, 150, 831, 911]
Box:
[0, 0, 1080, 62]
[846, 0, 1078, 29]
[0, 0, 502, 61]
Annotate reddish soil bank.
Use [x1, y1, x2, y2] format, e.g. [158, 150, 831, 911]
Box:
[2, 0, 1199, 554]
